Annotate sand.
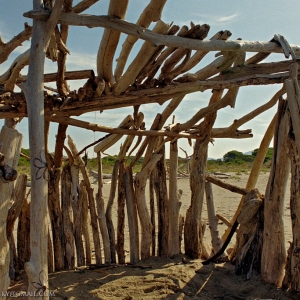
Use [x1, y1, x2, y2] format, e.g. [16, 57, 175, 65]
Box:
[7, 172, 300, 299]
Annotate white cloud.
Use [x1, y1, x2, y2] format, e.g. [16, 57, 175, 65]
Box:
[192, 12, 239, 26]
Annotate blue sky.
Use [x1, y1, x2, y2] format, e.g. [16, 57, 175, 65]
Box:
[1, 1, 300, 159]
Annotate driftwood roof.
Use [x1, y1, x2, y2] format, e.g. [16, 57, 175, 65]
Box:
[0, 0, 299, 140]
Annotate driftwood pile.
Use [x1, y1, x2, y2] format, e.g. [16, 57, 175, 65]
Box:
[1, 0, 300, 298]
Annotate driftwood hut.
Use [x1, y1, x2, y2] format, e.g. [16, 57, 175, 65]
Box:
[1, 0, 300, 299]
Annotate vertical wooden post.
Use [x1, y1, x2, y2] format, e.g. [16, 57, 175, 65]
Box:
[106, 160, 119, 263]
[153, 146, 169, 257]
[124, 166, 139, 263]
[135, 154, 162, 259]
[117, 162, 126, 264]
[21, 1, 63, 297]
[61, 164, 75, 269]
[149, 172, 156, 256]
[184, 90, 222, 258]
[80, 182, 91, 265]
[168, 139, 179, 257]
[261, 100, 290, 288]
[96, 152, 111, 264]
[0, 124, 22, 298]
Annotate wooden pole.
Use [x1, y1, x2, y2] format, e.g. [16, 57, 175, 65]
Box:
[21, 1, 63, 297]
[205, 181, 223, 255]
[96, 152, 111, 264]
[168, 139, 179, 257]
[124, 167, 139, 263]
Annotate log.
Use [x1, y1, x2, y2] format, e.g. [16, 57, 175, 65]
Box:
[124, 167, 139, 263]
[72, 0, 99, 13]
[135, 154, 162, 259]
[261, 100, 290, 288]
[24, 11, 300, 56]
[205, 181, 223, 255]
[205, 175, 247, 195]
[96, 152, 111, 264]
[0, 124, 22, 296]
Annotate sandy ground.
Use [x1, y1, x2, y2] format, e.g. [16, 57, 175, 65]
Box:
[7, 172, 300, 299]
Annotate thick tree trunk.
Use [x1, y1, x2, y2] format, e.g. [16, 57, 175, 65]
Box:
[283, 130, 300, 291]
[261, 100, 290, 288]
[0, 125, 22, 298]
[135, 154, 162, 259]
[184, 90, 222, 258]
[21, 1, 63, 297]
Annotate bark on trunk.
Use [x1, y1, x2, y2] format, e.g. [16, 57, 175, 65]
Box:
[184, 90, 222, 259]
[153, 147, 169, 257]
[283, 127, 300, 291]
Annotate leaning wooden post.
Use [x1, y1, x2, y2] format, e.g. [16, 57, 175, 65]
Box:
[205, 181, 223, 255]
[21, 1, 63, 298]
[0, 125, 22, 298]
[261, 99, 290, 288]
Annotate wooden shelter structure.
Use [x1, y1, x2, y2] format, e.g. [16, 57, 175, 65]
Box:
[1, 0, 300, 299]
